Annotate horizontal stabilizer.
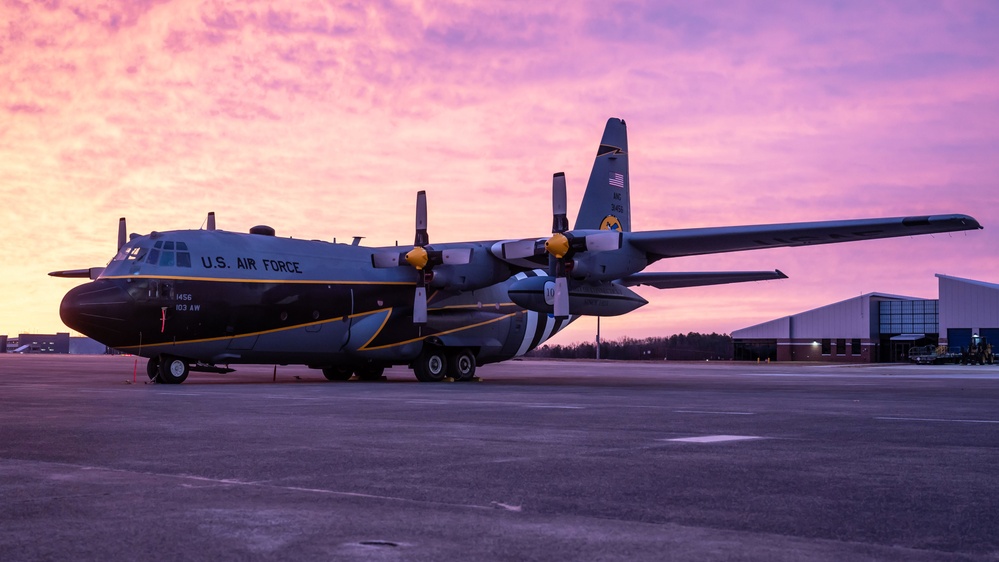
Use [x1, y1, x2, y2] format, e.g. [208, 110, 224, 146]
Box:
[49, 267, 104, 280]
[616, 270, 788, 290]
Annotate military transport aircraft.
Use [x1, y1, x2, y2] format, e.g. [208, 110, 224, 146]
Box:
[51, 118, 982, 384]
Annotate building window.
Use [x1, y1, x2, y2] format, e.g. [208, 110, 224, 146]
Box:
[821, 339, 831, 355]
[836, 338, 846, 356]
[851, 339, 861, 356]
[878, 300, 939, 335]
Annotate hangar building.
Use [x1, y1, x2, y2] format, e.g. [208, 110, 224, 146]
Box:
[732, 274, 999, 363]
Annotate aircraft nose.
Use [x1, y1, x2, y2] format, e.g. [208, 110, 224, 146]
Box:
[59, 281, 133, 339]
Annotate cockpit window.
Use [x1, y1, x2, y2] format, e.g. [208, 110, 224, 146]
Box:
[145, 240, 192, 268]
[114, 239, 191, 268]
[113, 243, 148, 263]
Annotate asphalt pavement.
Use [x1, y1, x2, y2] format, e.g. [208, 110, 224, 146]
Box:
[1, 355, 997, 561]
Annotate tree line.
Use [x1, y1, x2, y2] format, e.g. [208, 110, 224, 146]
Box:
[527, 332, 733, 361]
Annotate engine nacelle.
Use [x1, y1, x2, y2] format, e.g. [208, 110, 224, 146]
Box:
[507, 276, 648, 316]
[568, 245, 649, 283]
[427, 244, 514, 291]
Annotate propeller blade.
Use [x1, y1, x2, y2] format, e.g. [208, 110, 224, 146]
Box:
[414, 190, 429, 247]
[371, 252, 403, 268]
[117, 217, 127, 251]
[553, 276, 569, 319]
[442, 248, 473, 265]
[413, 285, 428, 324]
[207, 212, 216, 231]
[552, 172, 568, 233]
[584, 230, 622, 252]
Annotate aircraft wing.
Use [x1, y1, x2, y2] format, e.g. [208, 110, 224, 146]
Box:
[616, 270, 787, 289]
[628, 214, 981, 259]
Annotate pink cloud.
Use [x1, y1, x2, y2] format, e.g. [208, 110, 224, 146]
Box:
[1, 0, 996, 341]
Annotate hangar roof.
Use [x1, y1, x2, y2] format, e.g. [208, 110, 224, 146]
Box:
[732, 292, 922, 340]
[935, 274, 999, 291]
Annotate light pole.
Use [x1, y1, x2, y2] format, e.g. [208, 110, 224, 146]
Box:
[596, 316, 601, 360]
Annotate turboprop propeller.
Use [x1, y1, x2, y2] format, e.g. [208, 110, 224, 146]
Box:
[499, 173, 621, 319]
[371, 191, 471, 324]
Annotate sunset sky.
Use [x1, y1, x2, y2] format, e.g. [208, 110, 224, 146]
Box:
[2, 0, 997, 345]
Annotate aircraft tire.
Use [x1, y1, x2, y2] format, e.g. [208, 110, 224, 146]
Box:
[355, 365, 385, 381]
[414, 349, 447, 382]
[146, 357, 161, 381]
[157, 355, 189, 384]
[322, 366, 353, 381]
[448, 349, 476, 381]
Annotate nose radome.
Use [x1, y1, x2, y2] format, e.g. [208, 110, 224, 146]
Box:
[59, 282, 132, 338]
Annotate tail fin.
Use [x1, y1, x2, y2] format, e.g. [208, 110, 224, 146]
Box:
[575, 118, 631, 232]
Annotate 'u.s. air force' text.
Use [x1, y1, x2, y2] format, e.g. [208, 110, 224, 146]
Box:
[201, 256, 303, 273]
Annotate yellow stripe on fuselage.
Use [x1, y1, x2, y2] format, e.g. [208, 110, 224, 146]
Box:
[116, 308, 395, 350]
[101, 274, 414, 286]
[358, 311, 523, 351]
[116, 303, 525, 352]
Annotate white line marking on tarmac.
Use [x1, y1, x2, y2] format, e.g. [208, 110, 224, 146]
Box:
[665, 435, 764, 443]
[490, 501, 523, 512]
[675, 410, 754, 415]
[46, 462, 499, 511]
[876, 416, 999, 424]
[522, 404, 584, 409]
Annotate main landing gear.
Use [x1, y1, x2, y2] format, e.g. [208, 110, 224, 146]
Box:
[412, 347, 477, 382]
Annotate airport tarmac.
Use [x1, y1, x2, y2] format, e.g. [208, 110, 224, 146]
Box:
[1, 355, 997, 561]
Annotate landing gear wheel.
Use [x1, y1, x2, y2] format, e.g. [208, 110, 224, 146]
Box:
[146, 357, 161, 381]
[448, 349, 476, 381]
[322, 366, 353, 381]
[355, 365, 385, 381]
[414, 349, 447, 382]
[157, 355, 189, 384]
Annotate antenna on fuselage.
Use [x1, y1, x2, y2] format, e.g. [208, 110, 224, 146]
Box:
[207, 212, 216, 231]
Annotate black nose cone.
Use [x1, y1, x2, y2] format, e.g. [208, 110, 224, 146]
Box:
[60, 281, 133, 344]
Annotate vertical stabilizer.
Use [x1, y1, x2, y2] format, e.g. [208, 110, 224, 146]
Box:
[575, 118, 630, 232]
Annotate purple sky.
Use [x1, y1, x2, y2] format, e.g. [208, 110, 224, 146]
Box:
[2, 1, 996, 344]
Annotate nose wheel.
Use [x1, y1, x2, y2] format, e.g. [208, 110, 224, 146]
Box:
[155, 355, 189, 384]
[146, 357, 161, 382]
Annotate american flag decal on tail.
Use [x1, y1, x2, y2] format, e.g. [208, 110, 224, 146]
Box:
[609, 172, 624, 188]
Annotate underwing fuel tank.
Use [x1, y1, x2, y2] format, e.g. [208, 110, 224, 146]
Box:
[507, 276, 648, 316]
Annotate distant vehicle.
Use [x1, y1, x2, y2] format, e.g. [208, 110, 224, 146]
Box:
[908, 345, 960, 365]
[960, 335, 994, 365]
[909, 336, 995, 365]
